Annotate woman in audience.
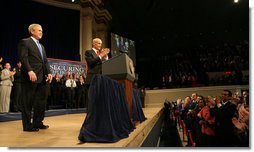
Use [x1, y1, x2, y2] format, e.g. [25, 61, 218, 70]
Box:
[198, 96, 215, 147]
[0, 63, 15, 113]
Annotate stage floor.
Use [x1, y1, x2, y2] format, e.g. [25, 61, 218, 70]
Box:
[0, 107, 162, 147]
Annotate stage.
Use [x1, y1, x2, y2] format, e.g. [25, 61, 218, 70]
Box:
[0, 107, 162, 147]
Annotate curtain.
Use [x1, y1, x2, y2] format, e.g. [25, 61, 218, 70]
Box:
[78, 74, 134, 142]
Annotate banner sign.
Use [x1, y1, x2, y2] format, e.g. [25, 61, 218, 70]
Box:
[48, 58, 87, 77]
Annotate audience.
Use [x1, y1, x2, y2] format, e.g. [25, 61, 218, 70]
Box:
[148, 40, 248, 89]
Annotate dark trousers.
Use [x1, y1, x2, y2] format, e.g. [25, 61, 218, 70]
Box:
[77, 87, 86, 108]
[20, 82, 47, 129]
[12, 83, 22, 111]
[66, 87, 75, 108]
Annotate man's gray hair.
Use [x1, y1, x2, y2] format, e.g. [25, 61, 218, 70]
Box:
[28, 23, 41, 35]
[92, 38, 102, 45]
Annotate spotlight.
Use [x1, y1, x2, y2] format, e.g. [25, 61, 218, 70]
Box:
[72, 0, 75, 2]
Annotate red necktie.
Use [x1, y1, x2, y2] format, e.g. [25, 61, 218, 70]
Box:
[96, 51, 100, 56]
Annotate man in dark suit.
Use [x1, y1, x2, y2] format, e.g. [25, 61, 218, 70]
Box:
[84, 38, 109, 109]
[17, 23, 52, 132]
[85, 38, 109, 85]
[12, 61, 22, 112]
[214, 89, 238, 146]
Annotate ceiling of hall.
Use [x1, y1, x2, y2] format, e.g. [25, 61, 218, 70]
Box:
[54, 0, 249, 54]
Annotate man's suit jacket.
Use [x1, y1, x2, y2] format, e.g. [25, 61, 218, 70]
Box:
[85, 49, 103, 85]
[215, 100, 238, 146]
[17, 37, 51, 83]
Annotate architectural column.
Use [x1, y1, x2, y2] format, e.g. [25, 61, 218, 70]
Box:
[80, 0, 112, 61]
[80, 7, 94, 62]
[95, 24, 108, 48]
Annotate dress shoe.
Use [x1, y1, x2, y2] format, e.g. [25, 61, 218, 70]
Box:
[36, 125, 49, 129]
[23, 127, 39, 132]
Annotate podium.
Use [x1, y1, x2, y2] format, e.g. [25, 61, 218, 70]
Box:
[102, 53, 135, 117]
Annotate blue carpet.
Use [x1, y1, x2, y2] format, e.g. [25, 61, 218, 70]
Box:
[0, 108, 87, 122]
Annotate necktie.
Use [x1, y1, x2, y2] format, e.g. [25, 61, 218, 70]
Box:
[36, 40, 43, 59]
[71, 80, 73, 88]
[96, 51, 100, 56]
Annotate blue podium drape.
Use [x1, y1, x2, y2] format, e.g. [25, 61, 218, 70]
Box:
[132, 88, 147, 122]
[78, 75, 134, 142]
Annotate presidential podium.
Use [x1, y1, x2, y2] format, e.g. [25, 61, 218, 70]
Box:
[102, 53, 135, 117]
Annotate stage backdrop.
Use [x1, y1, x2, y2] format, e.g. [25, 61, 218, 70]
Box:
[48, 58, 87, 77]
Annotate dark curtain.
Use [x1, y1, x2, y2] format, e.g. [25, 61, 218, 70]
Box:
[132, 88, 146, 122]
[0, 0, 80, 66]
[78, 74, 134, 143]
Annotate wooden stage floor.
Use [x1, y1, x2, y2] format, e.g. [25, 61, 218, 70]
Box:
[0, 107, 162, 147]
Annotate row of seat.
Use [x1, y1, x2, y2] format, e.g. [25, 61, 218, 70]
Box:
[176, 117, 196, 147]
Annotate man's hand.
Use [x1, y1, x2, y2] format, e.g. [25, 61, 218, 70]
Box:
[28, 71, 37, 82]
[46, 74, 53, 83]
[100, 48, 110, 58]
[10, 71, 16, 76]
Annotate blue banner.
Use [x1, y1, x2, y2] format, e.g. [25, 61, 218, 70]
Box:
[48, 58, 87, 77]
